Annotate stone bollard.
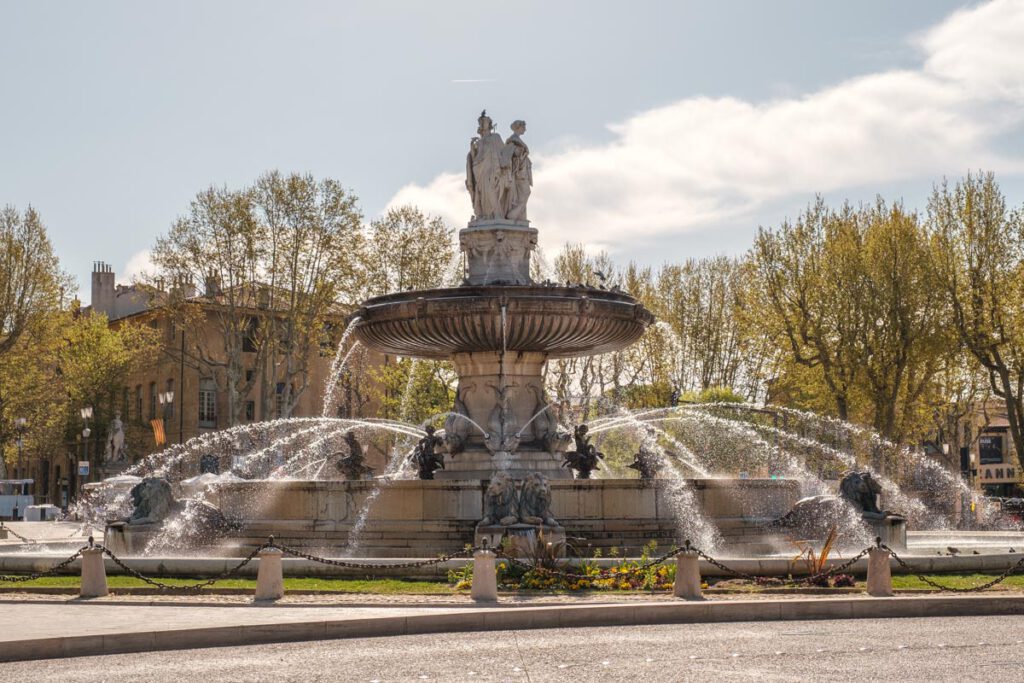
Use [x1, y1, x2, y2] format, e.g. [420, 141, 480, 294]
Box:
[80, 547, 109, 598]
[673, 551, 703, 600]
[471, 549, 498, 602]
[255, 548, 284, 601]
[866, 546, 893, 597]
[0, 524, 8, 540]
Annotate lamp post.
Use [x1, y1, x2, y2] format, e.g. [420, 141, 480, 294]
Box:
[158, 390, 175, 475]
[14, 417, 27, 480]
[158, 390, 175, 422]
[78, 406, 93, 505]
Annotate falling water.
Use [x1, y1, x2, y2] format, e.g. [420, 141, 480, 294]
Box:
[320, 317, 362, 417]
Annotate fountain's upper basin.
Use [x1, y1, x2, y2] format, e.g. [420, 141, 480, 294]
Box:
[351, 285, 654, 359]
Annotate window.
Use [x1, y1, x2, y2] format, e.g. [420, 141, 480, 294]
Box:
[198, 378, 217, 428]
[980, 433, 1004, 465]
[122, 387, 129, 421]
[275, 382, 287, 419]
[134, 385, 143, 423]
[242, 318, 258, 353]
[148, 382, 157, 421]
[245, 369, 255, 383]
[165, 379, 174, 420]
[245, 401, 255, 422]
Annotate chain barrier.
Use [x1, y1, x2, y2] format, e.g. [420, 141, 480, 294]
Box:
[0, 522, 40, 545]
[0, 546, 87, 583]
[880, 541, 1024, 593]
[691, 542, 873, 586]
[96, 540, 272, 591]
[5, 535, 1022, 593]
[494, 539, 873, 586]
[271, 538, 482, 569]
[494, 542, 687, 580]
[1, 535, 483, 590]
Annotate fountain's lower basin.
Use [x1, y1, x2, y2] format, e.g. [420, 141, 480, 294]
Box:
[109, 478, 801, 557]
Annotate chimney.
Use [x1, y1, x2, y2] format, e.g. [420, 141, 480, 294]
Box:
[90, 261, 116, 318]
[169, 274, 197, 300]
[204, 273, 222, 297]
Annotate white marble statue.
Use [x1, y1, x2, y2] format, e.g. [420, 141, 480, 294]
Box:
[504, 120, 532, 222]
[466, 112, 531, 223]
[466, 111, 506, 220]
[105, 411, 126, 462]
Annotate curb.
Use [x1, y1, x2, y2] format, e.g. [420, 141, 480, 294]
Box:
[4, 594, 1024, 662]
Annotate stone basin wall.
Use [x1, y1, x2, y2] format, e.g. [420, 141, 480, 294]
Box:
[209, 478, 800, 557]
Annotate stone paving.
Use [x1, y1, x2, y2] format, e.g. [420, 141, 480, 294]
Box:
[6, 617, 1023, 682]
[0, 589, 894, 608]
[0, 601, 448, 643]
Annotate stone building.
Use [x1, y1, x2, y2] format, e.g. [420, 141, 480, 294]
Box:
[959, 400, 1022, 497]
[29, 261, 372, 507]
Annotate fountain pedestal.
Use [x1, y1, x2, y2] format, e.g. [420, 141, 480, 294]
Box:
[437, 449, 569, 480]
[460, 220, 537, 286]
[867, 514, 907, 551]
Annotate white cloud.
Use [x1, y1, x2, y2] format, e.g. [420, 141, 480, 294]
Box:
[386, 0, 1024, 254]
[119, 249, 154, 285]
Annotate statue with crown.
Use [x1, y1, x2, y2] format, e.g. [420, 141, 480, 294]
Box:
[466, 111, 532, 224]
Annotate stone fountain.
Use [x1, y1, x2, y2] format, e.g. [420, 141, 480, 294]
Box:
[100, 112, 805, 558]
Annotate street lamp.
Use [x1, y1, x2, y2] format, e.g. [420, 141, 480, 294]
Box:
[14, 417, 27, 479]
[158, 390, 175, 418]
[78, 406, 93, 504]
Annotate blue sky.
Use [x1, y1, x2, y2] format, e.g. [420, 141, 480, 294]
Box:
[2, 1, 1022, 301]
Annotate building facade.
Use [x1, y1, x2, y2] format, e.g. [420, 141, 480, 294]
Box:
[960, 400, 1023, 497]
[26, 261, 367, 508]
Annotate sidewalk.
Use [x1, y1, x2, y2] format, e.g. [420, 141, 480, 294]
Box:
[3, 593, 1023, 662]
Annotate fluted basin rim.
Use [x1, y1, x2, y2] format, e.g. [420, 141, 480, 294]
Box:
[350, 284, 655, 360]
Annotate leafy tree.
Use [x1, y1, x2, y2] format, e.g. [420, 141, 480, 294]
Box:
[0, 206, 71, 477]
[361, 205, 458, 297]
[152, 174, 367, 424]
[253, 171, 363, 418]
[928, 172, 1024, 461]
[749, 198, 862, 421]
[151, 186, 264, 426]
[748, 197, 949, 442]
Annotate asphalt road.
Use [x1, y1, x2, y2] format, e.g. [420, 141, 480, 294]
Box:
[7, 616, 1024, 682]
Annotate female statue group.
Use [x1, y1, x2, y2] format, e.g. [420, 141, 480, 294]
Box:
[465, 111, 532, 222]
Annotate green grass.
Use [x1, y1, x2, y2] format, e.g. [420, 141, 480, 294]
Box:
[0, 575, 454, 593]
[890, 573, 1024, 591]
[5, 573, 1024, 593]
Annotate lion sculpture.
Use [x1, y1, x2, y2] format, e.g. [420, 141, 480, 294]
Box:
[125, 476, 234, 548]
[518, 472, 557, 527]
[480, 471, 518, 526]
[129, 477, 175, 526]
[769, 470, 890, 537]
[839, 470, 884, 517]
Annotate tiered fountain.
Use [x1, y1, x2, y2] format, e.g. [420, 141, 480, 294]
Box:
[184, 111, 801, 557]
[7, 114, 1020, 573]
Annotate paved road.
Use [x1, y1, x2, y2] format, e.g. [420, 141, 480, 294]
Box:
[6, 615, 1023, 682]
